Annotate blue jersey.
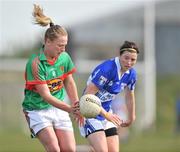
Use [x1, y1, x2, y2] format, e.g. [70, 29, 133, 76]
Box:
[86, 57, 137, 120]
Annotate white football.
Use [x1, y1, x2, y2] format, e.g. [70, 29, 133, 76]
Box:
[80, 94, 102, 118]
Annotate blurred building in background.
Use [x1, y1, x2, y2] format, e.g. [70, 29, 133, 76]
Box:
[68, 0, 180, 130]
[70, 0, 180, 75]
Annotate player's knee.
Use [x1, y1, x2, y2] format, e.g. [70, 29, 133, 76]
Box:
[94, 145, 108, 152]
[60, 145, 75, 152]
[45, 144, 60, 152]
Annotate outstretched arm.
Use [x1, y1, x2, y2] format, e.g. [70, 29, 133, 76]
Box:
[121, 87, 136, 127]
[64, 74, 79, 105]
[35, 84, 72, 113]
[64, 74, 84, 125]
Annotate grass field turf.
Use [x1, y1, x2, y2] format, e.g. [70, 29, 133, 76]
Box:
[0, 127, 180, 152]
[0, 72, 180, 151]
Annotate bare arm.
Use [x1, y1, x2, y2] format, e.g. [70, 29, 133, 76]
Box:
[121, 87, 136, 127]
[35, 84, 72, 113]
[64, 74, 84, 125]
[64, 74, 79, 105]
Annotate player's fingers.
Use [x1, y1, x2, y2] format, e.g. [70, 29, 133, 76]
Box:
[79, 117, 85, 126]
[112, 115, 122, 126]
[121, 123, 128, 127]
[111, 118, 121, 126]
[72, 104, 80, 109]
[113, 120, 121, 126]
[72, 106, 80, 113]
[121, 121, 131, 127]
[74, 101, 79, 105]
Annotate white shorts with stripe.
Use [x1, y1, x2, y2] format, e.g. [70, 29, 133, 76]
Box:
[24, 106, 73, 137]
[79, 118, 116, 137]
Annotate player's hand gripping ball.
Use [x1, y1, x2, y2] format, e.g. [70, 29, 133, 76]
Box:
[80, 94, 101, 118]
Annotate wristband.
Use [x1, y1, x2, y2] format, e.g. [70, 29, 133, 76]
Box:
[105, 112, 110, 118]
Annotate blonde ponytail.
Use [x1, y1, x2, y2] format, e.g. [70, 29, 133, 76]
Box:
[32, 4, 53, 27]
[32, 4, 67, 42]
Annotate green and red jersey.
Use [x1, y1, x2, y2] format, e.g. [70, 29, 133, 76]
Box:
[22, 49, 76, 110]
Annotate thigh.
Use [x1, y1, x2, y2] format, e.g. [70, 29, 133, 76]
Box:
[37, 126, 60, 152]
[55, 129, 76, 152]
[106, 135, 119, 152]
[24, 109, 53, 137]
[88, 131, 108, 152]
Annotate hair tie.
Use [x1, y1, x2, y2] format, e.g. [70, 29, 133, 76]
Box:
[50, 22, 54, 27]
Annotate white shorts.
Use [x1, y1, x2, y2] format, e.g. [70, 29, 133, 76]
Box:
[79, 118, 116, 137]
[24, 106, 73, 137]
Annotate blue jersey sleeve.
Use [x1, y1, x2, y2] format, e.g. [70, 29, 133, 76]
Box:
[90, 61, 111, 90]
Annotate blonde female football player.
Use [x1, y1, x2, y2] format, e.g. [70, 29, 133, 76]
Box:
[22, 4, 83, 152]
[80, 41, 139, 152]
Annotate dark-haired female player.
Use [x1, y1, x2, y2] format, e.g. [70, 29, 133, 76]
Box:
[80, 41, 139, 152]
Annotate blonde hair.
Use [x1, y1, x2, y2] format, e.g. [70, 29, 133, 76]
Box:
[32, 4, 67, 42]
